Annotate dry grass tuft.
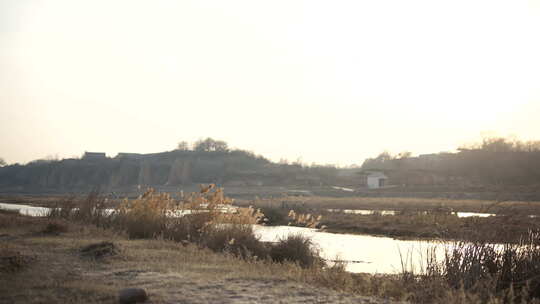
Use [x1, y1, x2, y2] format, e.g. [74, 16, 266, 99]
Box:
[269, 234, 320, 268]
[0, 245, 33, 273]
[80, 241, 118, 259]
[287, 210, 322, 228]
[42, 220, 69, 235]
[200, 224, 269, 260]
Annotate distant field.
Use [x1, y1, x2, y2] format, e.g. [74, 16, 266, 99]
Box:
[4, 190, 540, 215]
[237, 195, 540, 215]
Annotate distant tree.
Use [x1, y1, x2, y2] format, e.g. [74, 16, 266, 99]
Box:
[177, 141, 190, 151]
[194, 138, 229, 152]
[0, 157, 6, 167]
[375, 151, 393, 162]
[481, 137, 514, 153]
[398, 151, 412, 159]
[525, 141, 540, 152]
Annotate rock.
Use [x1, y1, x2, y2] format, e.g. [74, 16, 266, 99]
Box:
[118, 288, 148, 304]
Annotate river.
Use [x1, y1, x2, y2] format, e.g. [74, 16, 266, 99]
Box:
[0, 202, 472, 274]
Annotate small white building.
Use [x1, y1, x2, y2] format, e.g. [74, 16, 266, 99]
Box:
[366, 172, 388, 189]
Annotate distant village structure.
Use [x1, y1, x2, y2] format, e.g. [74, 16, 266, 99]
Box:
[358, 171, 388, 189]
[116, 153, 143, 159]
[2, 137, 537, 198]
[82, 152, 106, 160]
[366, 172, 388, 188]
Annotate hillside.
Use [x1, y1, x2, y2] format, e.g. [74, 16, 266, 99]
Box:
[0, 149, 341, 194]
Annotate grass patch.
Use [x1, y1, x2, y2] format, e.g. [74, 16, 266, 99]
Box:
[269, 234, 320, 268]
[80, 241, 118, 259]
[200, 224, 269, 260]
[237, 196, 540, 216]
[319, 210, 540, 243]
[44, 186, 322, 268]
[42, 220, 69, 235]
[0, 243, 34, 273]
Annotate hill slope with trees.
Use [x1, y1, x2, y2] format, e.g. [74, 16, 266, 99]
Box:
[0, 138, 340, 194]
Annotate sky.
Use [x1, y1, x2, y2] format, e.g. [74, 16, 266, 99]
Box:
[1, 0, 540, 166]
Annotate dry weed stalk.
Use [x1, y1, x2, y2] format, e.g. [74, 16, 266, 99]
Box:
[287, 210, 322, 228]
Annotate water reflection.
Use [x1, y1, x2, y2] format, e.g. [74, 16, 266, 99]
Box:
[254, 225, 448, 273]
[327, 208, 495, 218]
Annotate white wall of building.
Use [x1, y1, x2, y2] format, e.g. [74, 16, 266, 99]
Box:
[367, 172, 387, 189]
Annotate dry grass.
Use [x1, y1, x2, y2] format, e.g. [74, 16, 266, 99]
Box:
[0, 212, 388, 303]
[394, 231, 540, 303]
[269, 233, 320, 268]
[5, 205, 540, 303]
[7, 189, 540, 303]
[239, 196, 540, 243]
[199, 224, 269, 260]
[0, 243, 34, 273]
[41, 220, 69, 235]
[237, 196, 540, 215]
[43, 186, 324, 268]
[319, 211, 540, 243]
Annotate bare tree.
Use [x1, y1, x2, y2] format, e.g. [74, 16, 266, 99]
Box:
[194, 138, 229, 152]
[398, 151, 412, 159]
[177, 141, 190, 151]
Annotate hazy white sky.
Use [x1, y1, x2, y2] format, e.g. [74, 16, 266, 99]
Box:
[1, 0, 540, 166]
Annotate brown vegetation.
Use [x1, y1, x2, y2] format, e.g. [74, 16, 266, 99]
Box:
[239, 195, 540, 243]
[396, 231, 540, 303]
[320, 211, 540, 243]
[45, 186, 320, 268]
[4, 190, 540, 303]
[0, 206, 384, 303]
[242, 195, 540, 215]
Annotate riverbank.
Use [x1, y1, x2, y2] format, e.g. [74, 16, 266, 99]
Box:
[319, 211, 540, 244]
[243, 195, 540, 215]
[0, 210, 394, 304]
[238, 196, 540, 244]
[3, 193, 540, 244]
[3, 190, 540, 303]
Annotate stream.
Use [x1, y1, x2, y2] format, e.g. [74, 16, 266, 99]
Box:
[0, 202, 492, 274]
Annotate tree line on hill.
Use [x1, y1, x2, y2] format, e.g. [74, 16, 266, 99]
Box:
[2, 136, 539, 193]
[0, 138, 341, 192]
[361, 137, 540, 186]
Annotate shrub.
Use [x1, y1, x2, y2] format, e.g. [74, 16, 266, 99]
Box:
[200, 224, 269, 260]
[287, 210, 322, 228]
[401, 230, 540, 303]
[112, 185, 265, 244]
[113, 189, 171, 239]
[80, 241, 118, 259]
[269, 233, 320, 268]
[73, 190, 109, 225]
[47, 196, 77, 219]
[258, 206, 289, 225]
[42, 220, 69, 235]
[162, 214, 209, 242]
